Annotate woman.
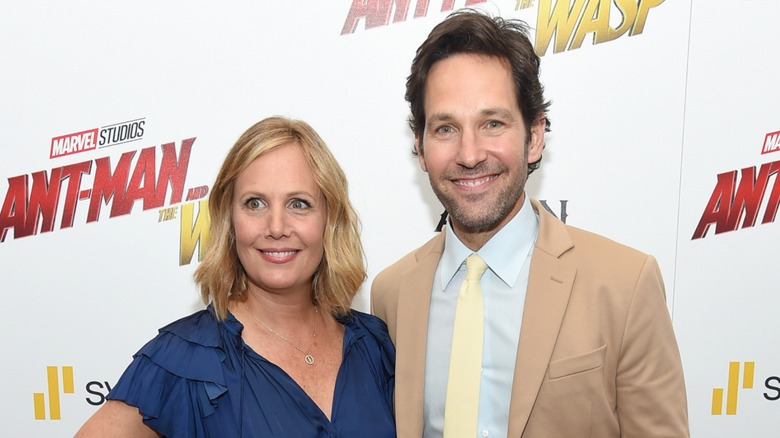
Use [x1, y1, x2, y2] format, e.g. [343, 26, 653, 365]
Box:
[76, 117, 396, 437]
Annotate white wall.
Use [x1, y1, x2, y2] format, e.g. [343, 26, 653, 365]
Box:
[1, 1, 778, 435]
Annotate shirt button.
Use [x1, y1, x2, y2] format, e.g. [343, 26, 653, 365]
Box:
[481, 430, 489, 437]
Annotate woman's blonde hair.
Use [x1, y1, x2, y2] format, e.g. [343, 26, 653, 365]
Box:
[194, 116, 365, 320]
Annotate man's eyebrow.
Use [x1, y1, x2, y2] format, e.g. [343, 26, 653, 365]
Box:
[426, 113, 455, 124]
[480, 108, 515, 119]
[426, 108, 516, 123]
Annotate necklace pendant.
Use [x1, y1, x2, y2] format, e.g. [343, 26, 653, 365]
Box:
[304, 354, 315, 365]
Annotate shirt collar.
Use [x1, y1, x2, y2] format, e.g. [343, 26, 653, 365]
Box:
[440, 195, 538, 290]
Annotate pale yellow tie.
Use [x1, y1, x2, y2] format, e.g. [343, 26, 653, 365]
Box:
[444, 254, 489, 437]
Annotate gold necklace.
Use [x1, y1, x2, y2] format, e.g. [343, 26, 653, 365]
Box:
[244, 303, 319, 365]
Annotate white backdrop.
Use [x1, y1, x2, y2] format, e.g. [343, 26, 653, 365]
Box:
[1, 1, 778, 436]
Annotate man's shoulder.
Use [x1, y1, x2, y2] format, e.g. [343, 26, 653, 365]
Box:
[566, 225, 646, 257]
[534, 200, 649, 264]
[547, 219, 655, 279]
[567, 225, 653, 269]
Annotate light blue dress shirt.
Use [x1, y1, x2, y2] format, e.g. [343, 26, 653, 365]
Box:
[423, 195, 539, 438]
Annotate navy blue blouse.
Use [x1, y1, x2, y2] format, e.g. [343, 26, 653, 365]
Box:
[108, 306, 396, 437]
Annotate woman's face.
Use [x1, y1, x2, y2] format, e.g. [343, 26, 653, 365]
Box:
[232, 142, 326, 298]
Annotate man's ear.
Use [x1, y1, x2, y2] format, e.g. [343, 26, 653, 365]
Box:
[528, 116, 546, 163]
[415, 136, 427, 172]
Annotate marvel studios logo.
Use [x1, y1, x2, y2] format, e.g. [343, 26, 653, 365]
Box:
[50, 118, 146, 159]
[762, 130, 780, 155]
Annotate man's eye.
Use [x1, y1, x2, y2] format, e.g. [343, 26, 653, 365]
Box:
[437, 126, 453, 134]
[488, 120, 503, 128]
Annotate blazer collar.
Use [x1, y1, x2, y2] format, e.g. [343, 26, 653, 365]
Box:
[395, 232, 445, 437]
[507, 199, 576, 436]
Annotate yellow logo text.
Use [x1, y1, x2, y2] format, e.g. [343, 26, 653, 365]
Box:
[535, 0, 665, 55]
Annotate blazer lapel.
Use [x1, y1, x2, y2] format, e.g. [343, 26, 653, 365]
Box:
[507, 200, 576, 436]
[395, 233, 445, 438]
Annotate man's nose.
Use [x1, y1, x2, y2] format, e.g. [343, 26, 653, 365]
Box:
[455, 129, 487, 168]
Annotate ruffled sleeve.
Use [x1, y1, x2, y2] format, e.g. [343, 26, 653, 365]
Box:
[107, 309, 230, 437]
[344, 310, 396, 407]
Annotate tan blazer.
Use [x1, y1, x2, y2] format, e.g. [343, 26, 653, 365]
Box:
[371, 199, 689, 437]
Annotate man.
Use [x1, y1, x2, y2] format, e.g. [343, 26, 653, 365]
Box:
[371, 10, 689, 438]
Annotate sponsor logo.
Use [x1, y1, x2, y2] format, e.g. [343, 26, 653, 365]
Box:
[32, 365, 117, 420]
[50, 118, 146, 159]
[340, 0, 665, 56]
[539, 199, 568, 223]
[711, 361, 780, 415]
[691, 132, 780, 239]
[711, 362, 754, 415]
[33, 366, 74, 420]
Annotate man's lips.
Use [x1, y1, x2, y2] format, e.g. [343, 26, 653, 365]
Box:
[452, 174, 497, 188]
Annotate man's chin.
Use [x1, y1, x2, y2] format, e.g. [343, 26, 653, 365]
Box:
[447, 211, 503, 234]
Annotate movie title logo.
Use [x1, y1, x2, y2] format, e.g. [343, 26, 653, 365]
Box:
[535, 0, 664, 55]
[692, 131, 780, 240]
[50, 118, 146, 159]
[158, 192, 211, 267]
[340, 0, 665, 56]
[341, 0, 488, 34]
[1, 138, 195, 242]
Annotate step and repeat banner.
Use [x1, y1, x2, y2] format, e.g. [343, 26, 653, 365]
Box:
[1, 1, 777, 436]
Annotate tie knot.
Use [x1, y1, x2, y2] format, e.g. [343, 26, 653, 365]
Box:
[465, 254, 488, 282]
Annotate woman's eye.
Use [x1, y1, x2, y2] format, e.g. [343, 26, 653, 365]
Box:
[290, 199, 310, 209]
[246, 198, 262, 209]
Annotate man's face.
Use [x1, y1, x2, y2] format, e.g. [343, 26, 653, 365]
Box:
[417, 53, 544, 245]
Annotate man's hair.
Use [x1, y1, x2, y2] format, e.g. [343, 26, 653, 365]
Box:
[194, 116, 366, 320]
[406, 9, 551, 172]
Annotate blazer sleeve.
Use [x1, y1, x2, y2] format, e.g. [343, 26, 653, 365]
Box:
[616, 255, 690, 437]
[371, 267, 399, 342]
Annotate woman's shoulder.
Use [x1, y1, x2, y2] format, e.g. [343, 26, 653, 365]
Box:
[344, 309, 390, 338]
[156, 307, 224, 347]
[108, 308, 233, 436]
[341, 310, 395, 373]
[135, 307, 233, 383]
